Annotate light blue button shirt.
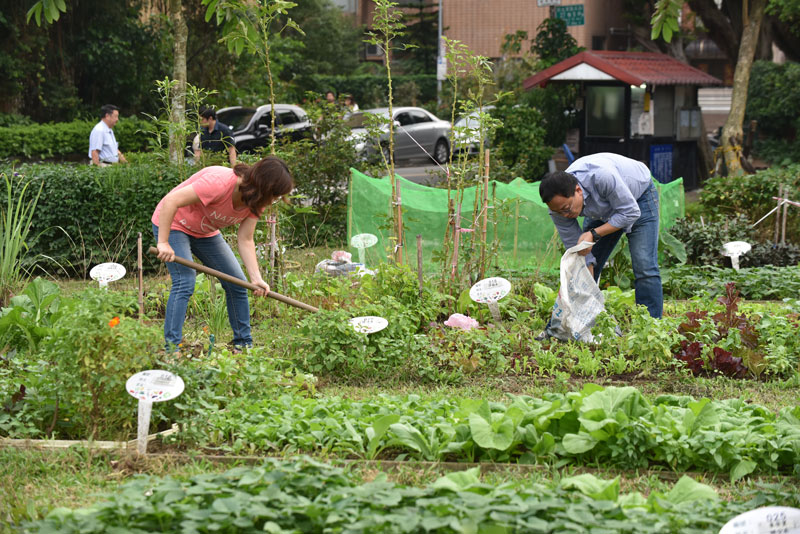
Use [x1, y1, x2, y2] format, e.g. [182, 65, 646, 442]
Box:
[88, 121, 119, 162]
[549, 152, 652, 265]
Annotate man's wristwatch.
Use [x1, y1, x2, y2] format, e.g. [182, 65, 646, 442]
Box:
[589, 228, 601, 242]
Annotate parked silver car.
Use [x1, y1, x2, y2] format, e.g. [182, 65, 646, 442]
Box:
[453, 105, 495, 155]
[346, 106, 451, 164]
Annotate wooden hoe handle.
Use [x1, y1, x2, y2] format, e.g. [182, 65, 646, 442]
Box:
[148, 246, 318, 313]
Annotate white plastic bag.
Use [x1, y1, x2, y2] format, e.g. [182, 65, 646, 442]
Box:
[546, 241, 605, 342]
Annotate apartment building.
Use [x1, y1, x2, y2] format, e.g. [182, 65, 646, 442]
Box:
[331, 0, 628, 60]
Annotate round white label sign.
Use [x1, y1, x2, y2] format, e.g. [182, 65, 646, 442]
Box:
[349, 315, 388, 334]
[126, 370, 185, 403]
[351, 233, 378, 249]
[721, 241, 752, 257]
[469, 277, 511, 304]
[90, 262, 126, 283]
[719, 506, 800, 534]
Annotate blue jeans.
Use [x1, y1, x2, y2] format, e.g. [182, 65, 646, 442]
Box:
[583, 183, 663, 318]
[152, 224, 252, 348]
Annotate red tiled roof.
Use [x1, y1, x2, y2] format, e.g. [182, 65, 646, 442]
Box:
[523, 50, 722, 89]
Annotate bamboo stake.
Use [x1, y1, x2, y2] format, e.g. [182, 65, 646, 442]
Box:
[395, 180, 404, 264]
[451, 203, 461, 281]
[148, 247, 318, 313]
[775, 184, 783, 244]
[513, 198, 520, 265]
[137, 232, 144, 320]
[416, 234, 423, 298]
[781, 185, 789, 244]
[479, 149, 490, 279]
[268, 211, 277, 280]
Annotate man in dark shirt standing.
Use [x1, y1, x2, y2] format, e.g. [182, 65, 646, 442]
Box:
[195, 107, 237, 166]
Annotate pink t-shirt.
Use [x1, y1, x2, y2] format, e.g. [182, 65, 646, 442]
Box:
[151, 166, 261, 238]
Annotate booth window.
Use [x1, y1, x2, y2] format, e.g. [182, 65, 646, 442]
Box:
[586, 86, 625, 137]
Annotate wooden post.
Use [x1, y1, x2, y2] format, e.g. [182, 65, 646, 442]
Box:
[781, 184, 789, 245]
[394, 180, 404, 264]
[775, 184, 783, 244]
[416, 234, 423, 297]
[137, 232, 144, 320]
[451, 203, 461, 281]
[479, 149, 490, 279]
[513, 198, 520, 265]
[268, 210, 277, 278]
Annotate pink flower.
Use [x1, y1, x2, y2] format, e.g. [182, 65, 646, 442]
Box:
[444, 313, 479, 331]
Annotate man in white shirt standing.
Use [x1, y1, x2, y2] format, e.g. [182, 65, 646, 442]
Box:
[89, 104, 127, 166]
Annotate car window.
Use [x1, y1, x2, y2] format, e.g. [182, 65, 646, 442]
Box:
[257, 113, 274, 127]
[395, 112, 414, 126]
[409, 110, 432, 124]
[217, 109, 256, 130]
[278, 111, 298, 125]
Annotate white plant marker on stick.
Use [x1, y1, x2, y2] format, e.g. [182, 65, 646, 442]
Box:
[721, 241, 751, 271]
[349, 315, 388, 334]
[90, 262, 126, 289]
[469, 276, 511, 324]
[125, 370, 184, 455]
[718, 506, 800, 534]
[350, 233, 378, 267]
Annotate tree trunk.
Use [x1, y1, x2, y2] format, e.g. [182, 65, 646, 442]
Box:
[720, 0, 766, 176]
[168, 0, 188, 164]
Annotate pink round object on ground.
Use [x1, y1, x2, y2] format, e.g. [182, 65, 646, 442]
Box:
[444, 313, 479, 331]
[331, 250, 352, 262]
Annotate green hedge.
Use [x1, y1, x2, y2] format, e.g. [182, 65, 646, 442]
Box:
[747, 61, 800, 164]
[0, 116, 152, 159]
[699, 163, 800, 242]
[7, 159, 187, 275]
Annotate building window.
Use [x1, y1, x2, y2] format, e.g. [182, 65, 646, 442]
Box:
[586, 85, 625, 137]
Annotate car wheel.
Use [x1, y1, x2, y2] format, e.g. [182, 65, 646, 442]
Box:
[433, 139, 449, 164]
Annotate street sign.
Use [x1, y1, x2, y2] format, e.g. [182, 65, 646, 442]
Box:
[537, 0, 561, 6]
[437, 56, 447, 81]
[555, 4, 584, 26]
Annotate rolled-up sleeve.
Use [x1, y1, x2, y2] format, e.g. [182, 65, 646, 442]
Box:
[594, 168, 640, 231]
[550, 213, 597, 266]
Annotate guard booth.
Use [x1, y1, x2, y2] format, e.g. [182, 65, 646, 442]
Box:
[523, 51, 722, 190]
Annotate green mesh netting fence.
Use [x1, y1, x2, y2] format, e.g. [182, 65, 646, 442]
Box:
[347, 168, 685, 272]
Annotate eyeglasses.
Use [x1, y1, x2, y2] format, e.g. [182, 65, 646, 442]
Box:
[556, 198, 574, 216]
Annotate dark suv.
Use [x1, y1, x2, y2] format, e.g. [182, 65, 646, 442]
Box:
[217, 104, 312, 152]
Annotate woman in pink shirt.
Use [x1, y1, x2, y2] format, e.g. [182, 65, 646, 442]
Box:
[152, 156, 294, 351]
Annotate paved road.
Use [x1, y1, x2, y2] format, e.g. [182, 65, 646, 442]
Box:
[394, 161, 446, 186]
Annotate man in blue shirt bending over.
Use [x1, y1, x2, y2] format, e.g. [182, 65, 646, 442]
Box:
[539, 152, 662, 318]
[89, 104, 127, 166]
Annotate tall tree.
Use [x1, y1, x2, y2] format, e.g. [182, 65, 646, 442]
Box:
[25, 0, 186, 163]
[169, 0, 188, 163]
[652, 0, 774, 175]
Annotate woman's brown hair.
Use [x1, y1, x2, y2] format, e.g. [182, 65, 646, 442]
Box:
[234, 156, 294, 216]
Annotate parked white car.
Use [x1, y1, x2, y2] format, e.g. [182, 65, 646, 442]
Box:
[346, 106, 451, 164]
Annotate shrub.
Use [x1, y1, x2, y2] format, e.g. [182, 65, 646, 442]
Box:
[276, 100, 359, 246]
[6, 158, 187, 276]
[699, 164, 800, 242]
[491, 93, 554, 182]
[668, 215, 752, 266]
[747, 60, 800, 164]
[0, 116, 152, 159]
